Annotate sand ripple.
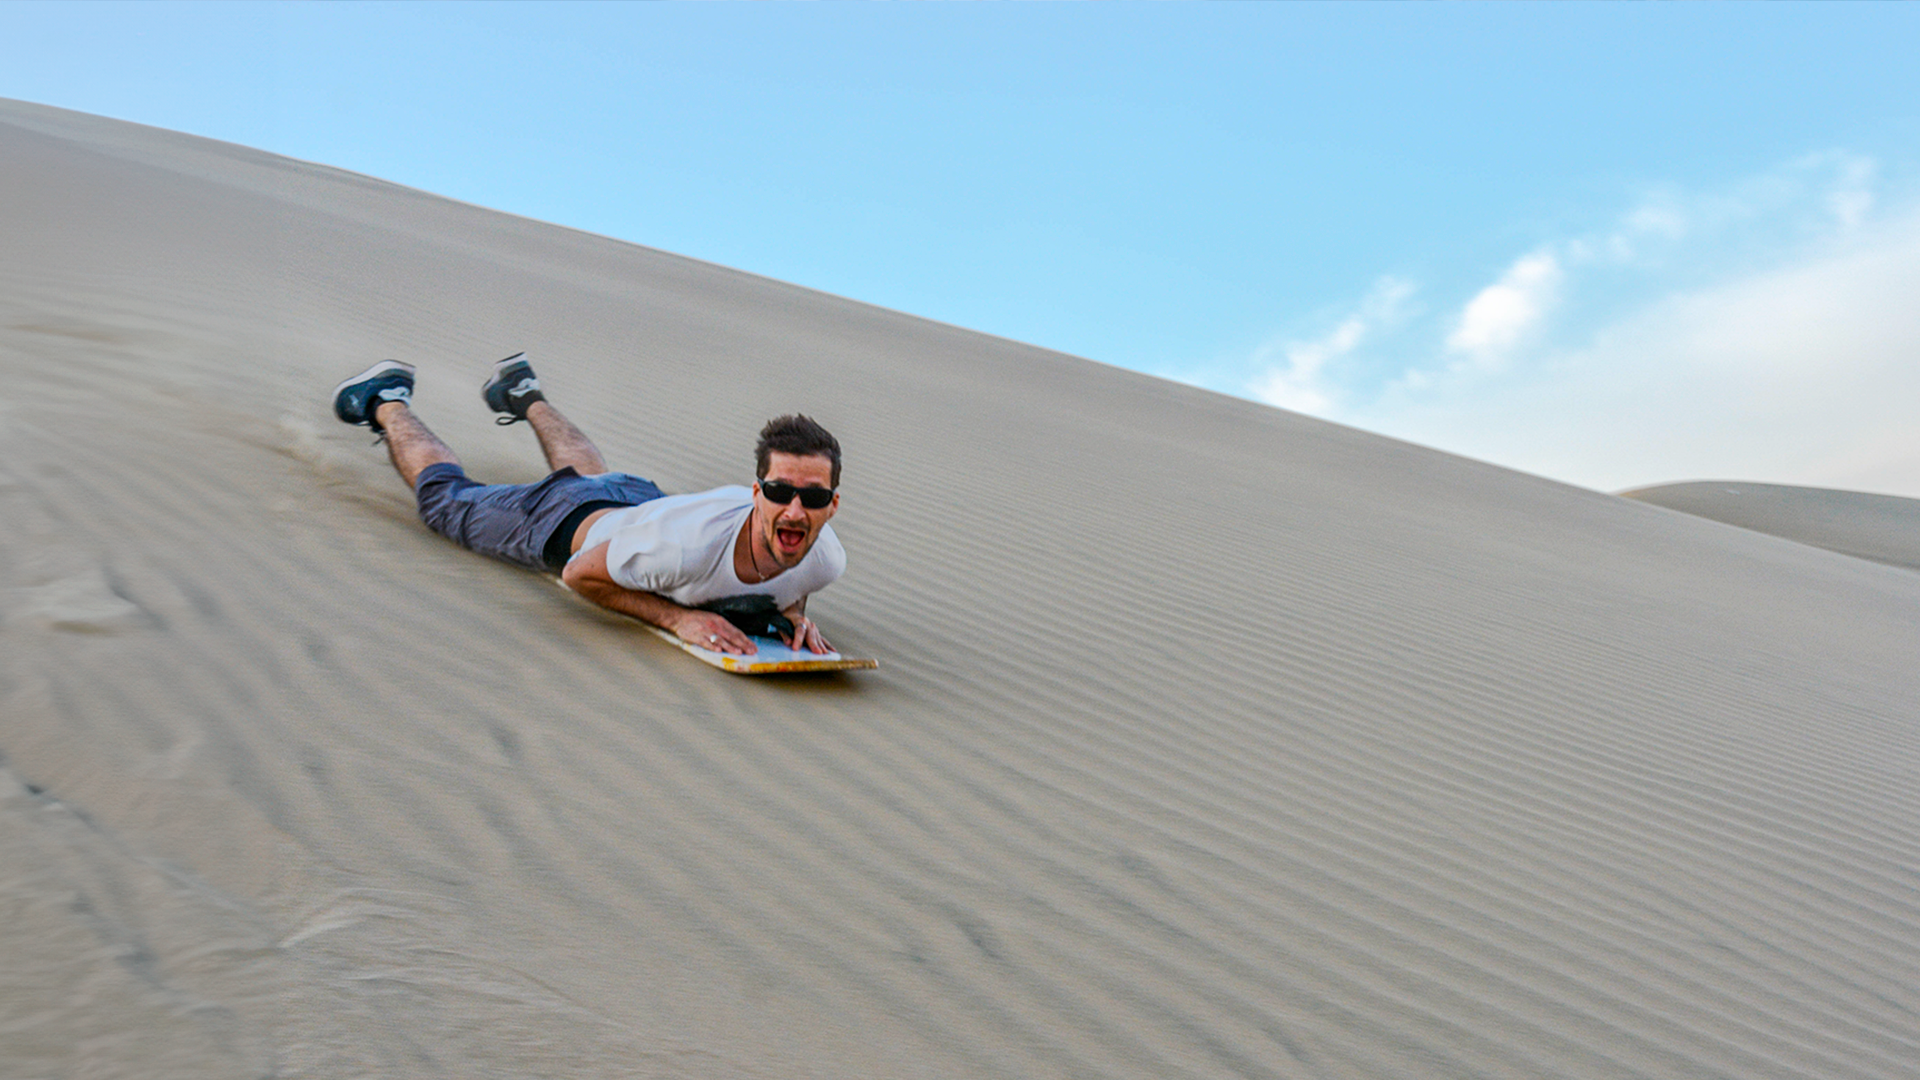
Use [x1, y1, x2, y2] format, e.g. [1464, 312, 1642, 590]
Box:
[3, 98, 1917, 1080]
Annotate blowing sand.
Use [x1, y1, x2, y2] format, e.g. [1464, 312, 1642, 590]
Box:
[3, 98, 1917, 1079]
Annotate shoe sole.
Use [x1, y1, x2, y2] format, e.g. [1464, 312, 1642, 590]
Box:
[332, 359, 417, 402]
[482, 352, 537, 417]
[483, 352, 530, 391]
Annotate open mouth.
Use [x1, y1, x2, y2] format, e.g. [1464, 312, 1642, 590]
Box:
[775, 526, 809, 553]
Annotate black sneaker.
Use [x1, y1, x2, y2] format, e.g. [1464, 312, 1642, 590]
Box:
[332, 360, 416, 430]
[481, 352, 545, 425]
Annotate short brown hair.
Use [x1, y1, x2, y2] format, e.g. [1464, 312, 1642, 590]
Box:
[755, 414, 841, 487]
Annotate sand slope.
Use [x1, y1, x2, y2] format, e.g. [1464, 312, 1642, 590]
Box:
[3, 98, 1917, 1079]
[1622, 481, 1920, 573]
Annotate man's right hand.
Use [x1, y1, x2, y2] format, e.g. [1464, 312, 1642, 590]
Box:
[672, 610, 757, 655]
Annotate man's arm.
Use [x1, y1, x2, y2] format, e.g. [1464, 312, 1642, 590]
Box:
[561, 542, 760, 654]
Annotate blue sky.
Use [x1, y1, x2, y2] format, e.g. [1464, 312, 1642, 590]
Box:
[7, 2, 1920, 495]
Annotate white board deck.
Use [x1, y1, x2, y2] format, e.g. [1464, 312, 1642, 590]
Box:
[647, 627, 879, 674]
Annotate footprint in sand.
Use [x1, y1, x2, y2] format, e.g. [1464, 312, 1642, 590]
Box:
[14, 569, 147, 633]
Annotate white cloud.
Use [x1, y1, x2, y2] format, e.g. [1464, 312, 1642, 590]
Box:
[1443, 251, 1561, 368]
[1569, 152, 1877, 272]
[1621, 203, 1688, 242]
[1347, 207, 1920, 496]
[1587, 199, 1688, 264]
[1232, 150, 1920, 497]
[1821, 152, 1876, 229]
[1246, 319, 1354, 414]
[1247, 277, 1413, 415]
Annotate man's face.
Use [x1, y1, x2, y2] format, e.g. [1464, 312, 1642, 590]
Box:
[755, 451, 839, 567]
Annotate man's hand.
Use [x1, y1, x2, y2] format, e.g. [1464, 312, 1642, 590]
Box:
[780, 606, 832, 654]
[673, 609, 757, 655]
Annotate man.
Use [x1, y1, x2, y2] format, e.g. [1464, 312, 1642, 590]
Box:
[331, 353, 844, 655]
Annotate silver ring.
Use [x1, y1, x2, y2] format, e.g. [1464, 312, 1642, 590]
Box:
[707, 634, 717, 643]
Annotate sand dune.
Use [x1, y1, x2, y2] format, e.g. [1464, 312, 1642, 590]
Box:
[3, 97, 1917, 1079]
[1622, 481, 1920, 572]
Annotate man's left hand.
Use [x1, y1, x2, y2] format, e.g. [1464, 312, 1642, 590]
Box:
[781, 614, 833, 654]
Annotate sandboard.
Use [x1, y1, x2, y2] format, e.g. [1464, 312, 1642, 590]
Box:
[647, 626, 878, 675]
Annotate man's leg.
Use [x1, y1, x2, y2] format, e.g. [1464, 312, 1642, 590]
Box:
[333, 360, 457, 490]
[374, 401, 461, 489]
[525, 400, 608, 476]
[482, 352, 609, 476]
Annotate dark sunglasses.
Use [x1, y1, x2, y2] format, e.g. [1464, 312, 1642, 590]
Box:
[758, 480, 835, 509]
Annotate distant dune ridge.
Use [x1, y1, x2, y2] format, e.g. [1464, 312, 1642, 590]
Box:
[3, 97, 1917, 1079]
[1621, 481, 1920, 573]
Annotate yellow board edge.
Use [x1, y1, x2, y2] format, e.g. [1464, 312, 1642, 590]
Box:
[647, 626, 878, 675]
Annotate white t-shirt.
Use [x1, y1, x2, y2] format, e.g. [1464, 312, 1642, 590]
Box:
[569, 485, 844, 610]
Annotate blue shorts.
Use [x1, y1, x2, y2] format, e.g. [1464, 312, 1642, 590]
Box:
[414, 463, 664, 572]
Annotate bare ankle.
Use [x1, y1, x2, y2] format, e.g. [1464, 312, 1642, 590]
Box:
[374, 400, 411, 429]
